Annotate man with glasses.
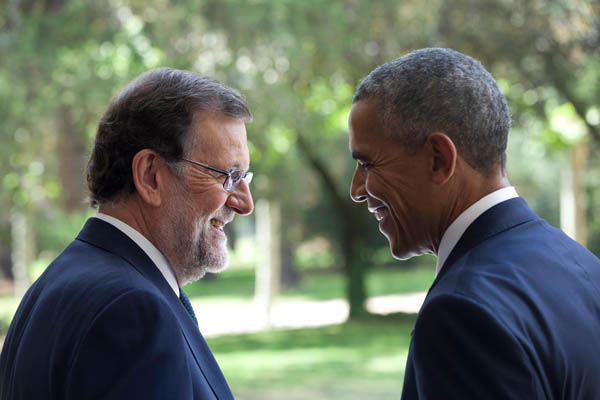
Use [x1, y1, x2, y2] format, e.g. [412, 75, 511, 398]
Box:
[349, 48, 600, 398]
[0, 68, 253, 399]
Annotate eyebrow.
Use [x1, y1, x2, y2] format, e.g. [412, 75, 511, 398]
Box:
[351, 151, 371, 162]
[227, 161, 249, 170]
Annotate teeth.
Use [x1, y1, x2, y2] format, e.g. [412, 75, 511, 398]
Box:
[374, 209, 385, 221]
[211, 219, 224, 228]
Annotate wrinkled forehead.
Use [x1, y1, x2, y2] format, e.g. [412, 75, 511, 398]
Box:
[348, 100, 385, 146]
[188, 111, 249, 166]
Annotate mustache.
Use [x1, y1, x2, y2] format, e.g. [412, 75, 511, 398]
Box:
[212, 207, 235, 225]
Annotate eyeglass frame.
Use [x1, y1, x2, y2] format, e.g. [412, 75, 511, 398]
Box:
[180, 158, 253, 193]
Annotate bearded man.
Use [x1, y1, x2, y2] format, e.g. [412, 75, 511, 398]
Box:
[0, 68, 254, 400]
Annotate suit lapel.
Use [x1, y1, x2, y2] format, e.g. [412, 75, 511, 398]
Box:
[429, 197, 538, 293]
[76, 218, 232, 399]
[174, 308, 233, 399]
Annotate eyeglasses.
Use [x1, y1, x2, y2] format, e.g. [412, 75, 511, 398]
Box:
[181, 158, 253, 193]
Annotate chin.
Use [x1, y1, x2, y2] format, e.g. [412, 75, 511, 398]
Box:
[384, 227, 424, 260]
[205, 253, 229, 274]
[198, 243, 230, 275]
[389, 238, 420, 261]
[179, 246, 230, 284]
[390, 249, 416, 261]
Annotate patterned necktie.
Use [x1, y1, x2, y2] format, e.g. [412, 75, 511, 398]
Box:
[179, 288, 198, 326]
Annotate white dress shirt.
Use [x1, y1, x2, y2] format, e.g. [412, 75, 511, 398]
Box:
[436, 186, 519, 276]
[95, 213, 180, 297]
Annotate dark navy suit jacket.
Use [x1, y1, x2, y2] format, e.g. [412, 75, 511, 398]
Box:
[401, 198, 600, 399]
[0, 218, 234, 399]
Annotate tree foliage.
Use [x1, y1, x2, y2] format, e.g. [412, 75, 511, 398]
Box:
[1, 0, 598, 315]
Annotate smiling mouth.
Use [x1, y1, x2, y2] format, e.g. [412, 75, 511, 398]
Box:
[210, 219, 225, 229]
[372, 207, 387, 221]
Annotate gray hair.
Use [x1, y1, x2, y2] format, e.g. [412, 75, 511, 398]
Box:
[87, 67, 252, 207]
[353, 48, 510, 173]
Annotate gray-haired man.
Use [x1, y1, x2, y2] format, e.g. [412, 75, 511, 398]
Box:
[1, 68, 254, 399]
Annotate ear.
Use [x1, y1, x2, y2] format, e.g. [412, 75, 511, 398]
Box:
[131, 149, 166, 207]
[425, 132, 457, 185]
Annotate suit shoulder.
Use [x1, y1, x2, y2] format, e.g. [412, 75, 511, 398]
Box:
[36, 237, 160, 298]
[428, 218, 600, 367]
[12, 237, 175, 355]
[63, 289, 190, 399]
[437, 218, 600, 300]
[410, 293, 539, 398]
[80, 288, 179, 339]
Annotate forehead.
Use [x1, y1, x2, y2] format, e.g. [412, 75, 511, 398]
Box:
[189, 111, 249, 166]
[348, 100, 389, 154]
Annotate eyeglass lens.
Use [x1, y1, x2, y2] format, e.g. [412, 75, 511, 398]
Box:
[224, 171, 252, 192]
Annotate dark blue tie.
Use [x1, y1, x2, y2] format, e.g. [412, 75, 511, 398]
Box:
[179, 288, 198, 326]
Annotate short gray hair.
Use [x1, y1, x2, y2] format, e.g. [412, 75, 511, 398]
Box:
[87, 68, 252, 207]
[353, 48, 510, 173]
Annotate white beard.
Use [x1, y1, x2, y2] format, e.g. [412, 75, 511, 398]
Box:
[159, 190, 232, 285]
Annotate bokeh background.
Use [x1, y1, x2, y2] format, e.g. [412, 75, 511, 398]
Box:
[1, 0, 599, 398]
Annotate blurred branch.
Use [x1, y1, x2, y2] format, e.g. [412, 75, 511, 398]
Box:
[438, 0, 600, 144]
[4, 0, 69, 30]
[295, 129, 369, 316]
[540, 49, 600, 143]
[5, 0, 23, 30]
[295, 131, 349, 212]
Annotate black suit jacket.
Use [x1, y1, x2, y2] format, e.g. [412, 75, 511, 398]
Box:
[401, 198, 600, 399]
[0, 218, 234, 399]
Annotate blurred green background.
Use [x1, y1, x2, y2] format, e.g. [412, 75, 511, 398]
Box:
[0, 0, 598, 398]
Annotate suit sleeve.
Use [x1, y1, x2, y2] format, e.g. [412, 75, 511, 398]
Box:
[411, 294, 541, 399]
[65, 290, 194, 400]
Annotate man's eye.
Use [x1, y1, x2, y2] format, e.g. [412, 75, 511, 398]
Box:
[230, 170, 243, 182]
[358, 160, 374, 169]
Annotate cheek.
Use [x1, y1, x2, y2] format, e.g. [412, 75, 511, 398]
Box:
[367, 179, 416, 229]
[194, 192, 230, 217]
[366, 172, 404, 205]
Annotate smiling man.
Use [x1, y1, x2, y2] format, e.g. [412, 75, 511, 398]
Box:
[349, 48, 600, 399]
[0, 68, 253, 399]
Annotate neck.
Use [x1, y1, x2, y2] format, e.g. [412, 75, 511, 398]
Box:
[99, 196, 154, 245]
[433, 165, 510, 253]
[99, 197, 185, 286]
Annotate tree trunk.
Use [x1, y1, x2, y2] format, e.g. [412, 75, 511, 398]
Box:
[280, 235, 300, 289]
[57, 104, 87, 212]
[573, 141, 588, 246]
[560, 141, 588, 245]
[254, 199, 281, 327]
[10, 208, 33, 298]
[343, 208, 368, 319]
[344, 232, 367, 318]
[295, 132, 369, 318]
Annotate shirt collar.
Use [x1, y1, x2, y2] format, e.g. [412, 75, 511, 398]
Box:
[95, 212, 180, 297]
[436, 186, 519, 276]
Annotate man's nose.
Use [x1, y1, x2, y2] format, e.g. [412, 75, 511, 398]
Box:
[350, 166, 368, 203]
[227, 180, 254, 215]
